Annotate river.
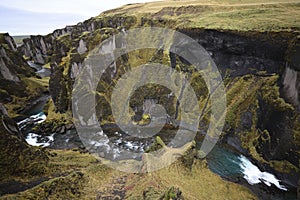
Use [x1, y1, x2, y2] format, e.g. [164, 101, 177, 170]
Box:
[18, 112, 297, 200]
[27, 61, 51, 78]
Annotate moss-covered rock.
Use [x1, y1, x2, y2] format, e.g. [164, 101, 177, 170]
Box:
[0, 33, 48, 118]
[3, 171, 86, 200]
[0, 104, 48, 182]
[220, 73, 299, 187]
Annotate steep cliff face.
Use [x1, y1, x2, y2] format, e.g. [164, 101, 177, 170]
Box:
[0, 33, 49, 118]
[0, 34, 28, 84]
[14, 0, 300, 189]
[283, 36, 300, 109]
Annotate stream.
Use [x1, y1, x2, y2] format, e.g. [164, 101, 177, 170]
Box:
[27, 61, 51, 78]
[18, 112, 297, 200]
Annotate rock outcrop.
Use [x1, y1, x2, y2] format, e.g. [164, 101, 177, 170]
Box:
[0, 33, 33, 82]
[0, 103, 48, 180]
[0, 33, 49, 118]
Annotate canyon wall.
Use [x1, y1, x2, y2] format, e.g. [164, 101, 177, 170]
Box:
[6, 4, 300, 190]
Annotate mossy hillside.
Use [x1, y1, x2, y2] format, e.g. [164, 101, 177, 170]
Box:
[28, 14, 174, 121]
[92, 14, 137, 30]
[92, 47, 210, 125]
[217, 74, 299, 174]
[37, 21, 296, 130]
[22, 77, 49, 96]
[0, 104, 48, 183]
[2, 150, 256, 199]
[3, 172, 86, 200]
[0, 34, 35, 79]
[103, 0, 300, 32]
[47, 27, 116, 118]
[1, 149, 104, 200]
[189, 70, 299, 175]
[33, 98, 73, 135]
[45, 28, 111, 120]
[88, 27, 119, 51]
[22, 0, 300, 125]
[86, 48, 172, 124]
[0, 128, 49, 181]
[1, 144, 256, 199]
[2, 76, 49, 118]
[125, 159, 256, 200]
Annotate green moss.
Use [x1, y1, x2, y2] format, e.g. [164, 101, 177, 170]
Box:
[57, 33, 72, 48]
[162, 186, 183, 200]
[79, 31, 90, 38]
[145, 136, 166, 153]
[138, 187, 162, 200]
[293, 114, 300, 146]
[5, 171, 86, 200]
[43, 62, 51, 69]
[260, 129, 271, 142]
[34, 99, 73, 134]
[0, 145, 256, 199]
[61, 54, 71, 77]
[223, 75, 260, 128]
[88, 28, 117, 51]
[0, 107, 49, 182]
[190, 72, 208, 99]
[138, 113, 151, 125]
[6, 76, 49, 116]
[46, 150, 98, 174]
[270, 160, 299, 173]
[101, 0, 300, 32]
[125, 159, 256, 200]
[260, 75, 294, 112]
[23, 77, 49, 88]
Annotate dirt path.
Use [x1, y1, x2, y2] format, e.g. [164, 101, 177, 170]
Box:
[96, 175, 128, 200]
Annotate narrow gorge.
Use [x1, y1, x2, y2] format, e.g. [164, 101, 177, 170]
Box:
[0, 1, 299, 199]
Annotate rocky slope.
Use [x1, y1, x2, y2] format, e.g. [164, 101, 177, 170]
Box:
[0, 104, 48, 187]
[0, 33, 49, 119]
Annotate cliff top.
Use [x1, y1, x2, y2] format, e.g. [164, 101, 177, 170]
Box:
[100, 0, 300, 32]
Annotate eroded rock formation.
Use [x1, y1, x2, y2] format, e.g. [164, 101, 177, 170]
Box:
[2, 1, 300, 194]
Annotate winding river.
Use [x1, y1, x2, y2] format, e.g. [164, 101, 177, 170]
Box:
[17, 111, 297, 200]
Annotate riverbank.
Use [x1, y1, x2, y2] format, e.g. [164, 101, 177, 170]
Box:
[0, 148, 257, 200]
[4, 111, 295, 199]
